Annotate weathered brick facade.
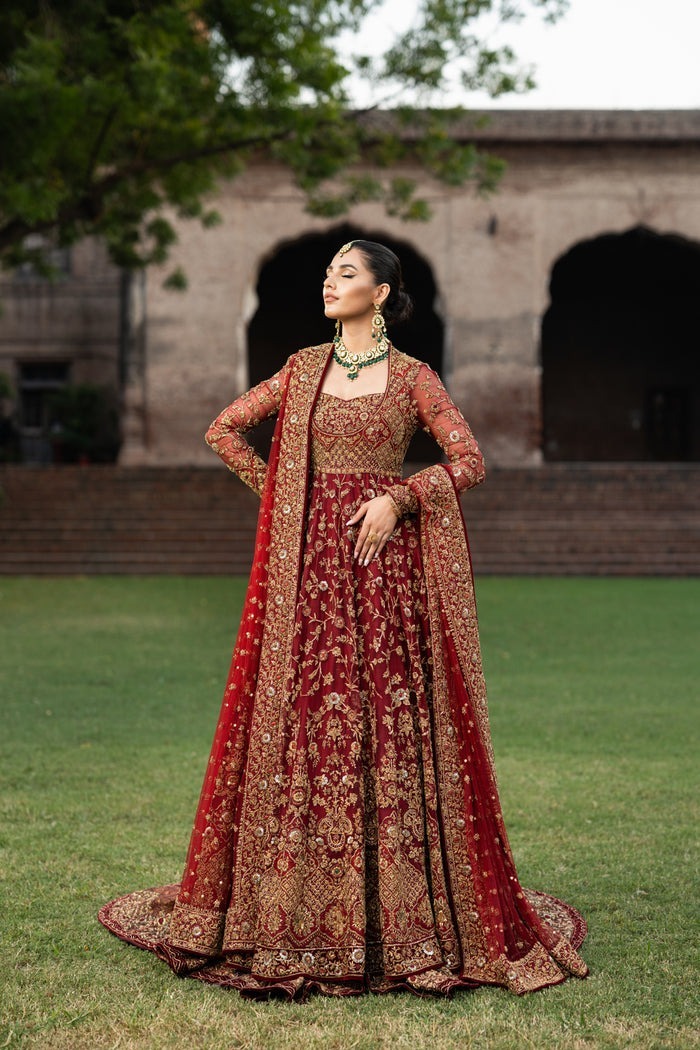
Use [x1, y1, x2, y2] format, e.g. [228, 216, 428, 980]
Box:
[2, 110, 699, 468]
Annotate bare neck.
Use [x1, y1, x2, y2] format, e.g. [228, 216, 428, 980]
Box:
[338, 318, 374, 353]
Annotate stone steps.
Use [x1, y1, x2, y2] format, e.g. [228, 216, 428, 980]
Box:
[1, 464, 698, 576]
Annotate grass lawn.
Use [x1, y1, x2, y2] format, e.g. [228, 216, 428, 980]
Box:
[0, 576, 697, 1050]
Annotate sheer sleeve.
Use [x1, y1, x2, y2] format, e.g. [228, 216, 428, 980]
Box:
[385, 363, 486, 517]
[205, 361, 291, 496]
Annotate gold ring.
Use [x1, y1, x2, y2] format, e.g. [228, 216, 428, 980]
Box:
[368, 533, 379, 543]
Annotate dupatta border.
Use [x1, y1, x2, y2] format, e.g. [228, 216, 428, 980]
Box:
[229, 344, 333, 927]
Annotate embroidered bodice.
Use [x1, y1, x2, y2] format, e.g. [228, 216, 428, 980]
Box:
[205, 346, 485, 513]
[311, 388, 414, 476]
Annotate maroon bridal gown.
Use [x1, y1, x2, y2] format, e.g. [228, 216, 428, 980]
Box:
[99, 344, 588, 998]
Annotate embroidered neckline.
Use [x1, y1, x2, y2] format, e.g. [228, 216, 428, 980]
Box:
[313, 372, 395, 440]
[318, 391, 385, 404]
[319, 344, 392, 403]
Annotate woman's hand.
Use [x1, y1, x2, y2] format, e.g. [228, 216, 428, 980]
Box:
[346, 494, 399, 566]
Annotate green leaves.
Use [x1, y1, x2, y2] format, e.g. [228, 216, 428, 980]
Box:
[0, 0, 566, 281]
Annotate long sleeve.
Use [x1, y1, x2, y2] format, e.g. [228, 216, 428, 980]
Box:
[385, 364, 486, 517]
[205, 361, 291, 496]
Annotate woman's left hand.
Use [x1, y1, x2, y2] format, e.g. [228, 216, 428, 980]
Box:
[346, 494, 399, 565]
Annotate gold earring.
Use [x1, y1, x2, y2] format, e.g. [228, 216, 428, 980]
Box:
[334, 318, 342, 343]
[371, 303, 387, 341]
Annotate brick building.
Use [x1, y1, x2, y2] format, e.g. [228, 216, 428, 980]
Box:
[1, 110, 699, 470]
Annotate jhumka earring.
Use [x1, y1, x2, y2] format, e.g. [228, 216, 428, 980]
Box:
[371, 302, 387, 341]
[334, 318, 342, 343]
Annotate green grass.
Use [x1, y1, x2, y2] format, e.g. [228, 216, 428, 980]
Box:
[0, 577, 698, 1050]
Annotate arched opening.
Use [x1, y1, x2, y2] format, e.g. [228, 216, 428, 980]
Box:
[247, 223, 444, 459]
[541, 225, 700, 461]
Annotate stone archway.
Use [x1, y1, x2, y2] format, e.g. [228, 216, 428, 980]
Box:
[541, 225, 700, 461]
[247, 223, 444, 459]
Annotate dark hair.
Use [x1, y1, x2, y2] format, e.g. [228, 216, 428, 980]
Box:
[350, 240, 413, 325]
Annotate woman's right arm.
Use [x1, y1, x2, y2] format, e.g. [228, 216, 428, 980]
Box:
[205, 360, 291, 496]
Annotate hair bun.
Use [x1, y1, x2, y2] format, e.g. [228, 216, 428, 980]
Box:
[385, 288, 413, 326]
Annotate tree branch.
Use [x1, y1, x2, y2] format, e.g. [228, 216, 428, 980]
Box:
[83, 104, 121, 187]
[0, 125, 303, 255]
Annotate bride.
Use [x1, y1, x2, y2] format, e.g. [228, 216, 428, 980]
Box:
[99, 239, 588, 998]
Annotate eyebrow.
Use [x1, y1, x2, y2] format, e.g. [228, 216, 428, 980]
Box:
[326, 263, 358, 273]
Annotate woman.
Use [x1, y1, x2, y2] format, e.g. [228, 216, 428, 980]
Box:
[99, 240, 588, 998]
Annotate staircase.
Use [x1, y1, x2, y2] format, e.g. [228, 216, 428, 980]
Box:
[0, 464, 698, 576]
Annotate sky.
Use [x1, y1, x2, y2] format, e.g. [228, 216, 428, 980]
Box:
[342, 0, 700, 110]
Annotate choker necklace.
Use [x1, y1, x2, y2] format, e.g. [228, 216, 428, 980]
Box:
[332, 334, 389, 381]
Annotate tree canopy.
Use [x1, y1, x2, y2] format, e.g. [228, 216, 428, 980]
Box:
[0, 0, 567, 283]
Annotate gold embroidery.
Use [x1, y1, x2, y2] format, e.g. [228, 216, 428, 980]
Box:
[100, 342, 588, 997]
[204, 362, 290, 495]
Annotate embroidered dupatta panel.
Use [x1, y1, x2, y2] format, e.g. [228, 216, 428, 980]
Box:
[99, 345, 587, 998]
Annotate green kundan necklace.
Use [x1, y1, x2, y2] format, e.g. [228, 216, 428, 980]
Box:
[332, 333, 390, 381]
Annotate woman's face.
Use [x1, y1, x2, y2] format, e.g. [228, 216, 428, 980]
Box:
[322, 247, 389, 325]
